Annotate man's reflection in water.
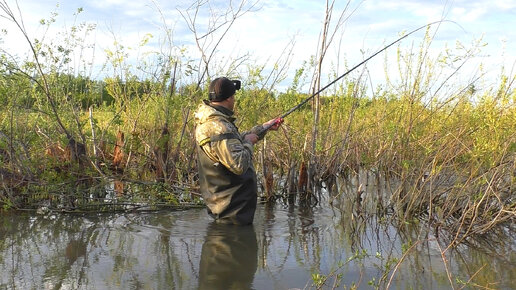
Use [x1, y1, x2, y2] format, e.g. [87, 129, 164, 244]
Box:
[198, 223, 258, 290]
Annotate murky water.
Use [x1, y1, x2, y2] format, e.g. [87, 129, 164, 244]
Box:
[1, 197, 515, 289]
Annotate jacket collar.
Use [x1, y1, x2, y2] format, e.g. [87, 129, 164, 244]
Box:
[203, 100, 235, 120]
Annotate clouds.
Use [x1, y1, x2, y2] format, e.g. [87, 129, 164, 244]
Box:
[0, 0, 514, 90]
[361, 0, 445, 21]
[495, 0, 516, 9]
[450, 7, 482, 22]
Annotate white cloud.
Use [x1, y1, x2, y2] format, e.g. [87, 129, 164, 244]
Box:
[451, 6, 487, 22]
[89, 0, 143, 10]
[1, 0, 514, 90]
[494, 0, 516, 10]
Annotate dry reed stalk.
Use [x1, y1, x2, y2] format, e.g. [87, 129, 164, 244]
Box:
[261, 139, 275, 200]
[153, 125, 170, 182]
[457, 264, 489, 290]
[385, 239, 428, 289]
[112, 130, 125, 171]
[298, 162, 308, 195]
[435, 239, 456, 289]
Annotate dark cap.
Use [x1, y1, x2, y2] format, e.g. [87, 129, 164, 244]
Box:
[209, 77, 241, 101]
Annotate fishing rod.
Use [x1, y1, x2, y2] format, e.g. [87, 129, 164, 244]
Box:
[261, 20, 446, 132]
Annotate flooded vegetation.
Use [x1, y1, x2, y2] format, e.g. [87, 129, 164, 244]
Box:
[1, 172, 515, 289]
[1, 180, 515, 289]
[1, 0, 515, 288]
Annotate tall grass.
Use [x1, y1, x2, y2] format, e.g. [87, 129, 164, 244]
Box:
[0, 4, 514, 247]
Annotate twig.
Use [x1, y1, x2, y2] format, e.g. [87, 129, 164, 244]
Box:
[385, 239, 427, 289]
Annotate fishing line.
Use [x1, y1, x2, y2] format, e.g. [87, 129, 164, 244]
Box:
[261, 20, 450, 132]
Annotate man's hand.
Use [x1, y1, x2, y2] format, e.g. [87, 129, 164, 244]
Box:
[263, 117, 284, 131]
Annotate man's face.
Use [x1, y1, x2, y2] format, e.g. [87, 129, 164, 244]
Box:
[228, 95, 235, 111]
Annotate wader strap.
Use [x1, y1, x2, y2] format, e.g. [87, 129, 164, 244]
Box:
[199, 132, 240, 146]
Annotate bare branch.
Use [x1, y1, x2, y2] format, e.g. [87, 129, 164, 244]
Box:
[0, 0, 72, 139]
[178, 0, 260, 85]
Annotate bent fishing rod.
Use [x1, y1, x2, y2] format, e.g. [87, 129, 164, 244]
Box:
[260, 20, 446, 133]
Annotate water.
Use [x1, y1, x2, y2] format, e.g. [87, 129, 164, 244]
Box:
[1, 198, 515, 289]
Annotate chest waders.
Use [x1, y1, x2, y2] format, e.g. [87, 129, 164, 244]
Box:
[196, 133, 257, 225]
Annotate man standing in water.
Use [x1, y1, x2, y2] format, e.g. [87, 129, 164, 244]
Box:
[194, 77, 282, 225]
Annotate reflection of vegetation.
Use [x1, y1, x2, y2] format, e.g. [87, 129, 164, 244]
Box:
[0, 211, 205, 289]
[1, 202, 514, 289]
[304, 178, 516, 289]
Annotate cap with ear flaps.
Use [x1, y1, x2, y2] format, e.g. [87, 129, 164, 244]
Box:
[209, 77, 241, 101]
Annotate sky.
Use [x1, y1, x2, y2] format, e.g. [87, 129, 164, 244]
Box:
[1, 0, 515, 94]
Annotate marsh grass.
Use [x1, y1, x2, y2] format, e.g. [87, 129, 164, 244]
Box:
[0, 2, 514, 252]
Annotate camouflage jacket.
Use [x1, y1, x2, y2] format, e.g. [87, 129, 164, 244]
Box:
[194, 100, 264, 175]
[194, 100, 265, 224]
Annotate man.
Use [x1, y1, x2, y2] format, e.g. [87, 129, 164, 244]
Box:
[194, 77, 282, 225]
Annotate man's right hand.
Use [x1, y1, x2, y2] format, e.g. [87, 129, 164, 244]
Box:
[263, 118, 284, 131]
[244, 133, 259, 145]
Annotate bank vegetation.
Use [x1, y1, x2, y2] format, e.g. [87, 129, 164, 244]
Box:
[1, 0, 514, 250]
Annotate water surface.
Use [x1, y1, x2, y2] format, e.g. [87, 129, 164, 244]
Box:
[1, 198, 514, 289]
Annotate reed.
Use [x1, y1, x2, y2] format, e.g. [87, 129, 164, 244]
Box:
[1, 3, 514, 247]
